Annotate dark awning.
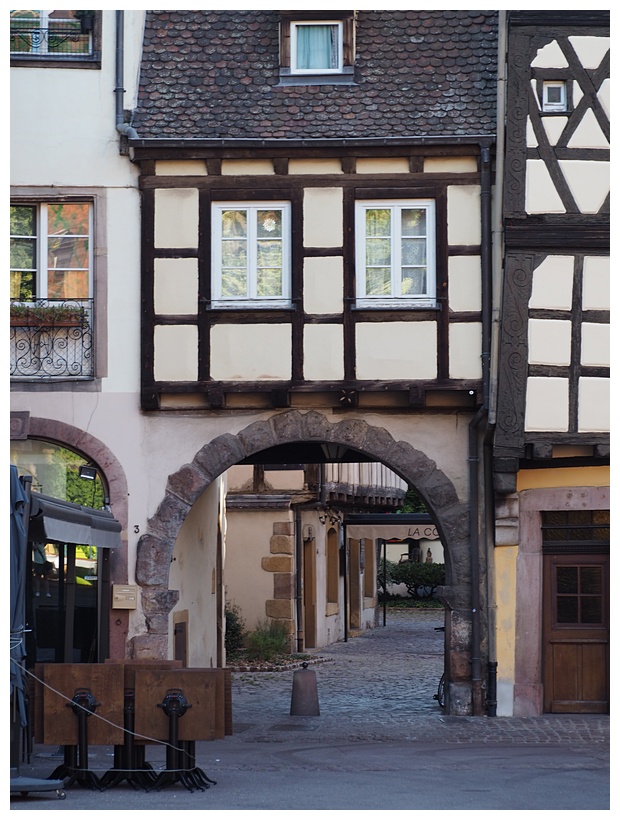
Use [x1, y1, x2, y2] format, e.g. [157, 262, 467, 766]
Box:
[27, 491, 122, 548]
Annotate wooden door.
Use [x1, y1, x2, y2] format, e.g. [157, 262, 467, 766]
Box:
[303, 538, 316, 649]
[543, 553, 609, 713]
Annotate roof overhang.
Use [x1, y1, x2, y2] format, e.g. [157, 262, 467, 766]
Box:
[27, 492, 122, 548]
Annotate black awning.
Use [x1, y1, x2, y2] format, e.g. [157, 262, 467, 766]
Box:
[27, 491, 122, 548]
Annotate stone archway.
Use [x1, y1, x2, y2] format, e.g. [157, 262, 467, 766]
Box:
[133, 410, 474, 711]
[13, 415, 130, 658]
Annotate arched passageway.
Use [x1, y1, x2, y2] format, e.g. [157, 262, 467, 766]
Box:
[134, 410, 476, 714]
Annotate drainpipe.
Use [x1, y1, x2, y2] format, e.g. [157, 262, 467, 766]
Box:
[484, 10, 508, 718]
[468, 136, 493, 716]
[115, 11, 139, 140]
[294, 505, 304, 653]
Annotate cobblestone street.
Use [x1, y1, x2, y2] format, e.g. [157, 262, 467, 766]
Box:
[12, 608, 610, 811]
[231, 607, 447, 740]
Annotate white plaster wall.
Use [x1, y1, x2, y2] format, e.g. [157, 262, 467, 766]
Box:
[303, 257, 344, 314]
[303, 188, 343, 247]
[529, 256, 574, 310]
[210, 324, 292, 380]
[558, 160, 610, 214]
[449, 323, 482, 379]
[423, 157, 478, 174]
[528, 319, 572, 366]
[581, 323, 609, 367]
[222, 159, 275, 175]
[525, 378, 569, 432]
[448, 256, 482, 312]
[578, 378, 610, 432]
[356, 322, 437, 380]
[154, 259, 199, 315]
[154, 189, 199, 248]
[156, 160, 208, 176]
[289, 158, 342, 174]
[10, 11, 144, 187]
[525, 160, 566, 213]
[304, 325, 344, 381]
[169, 480, 222, 667]
[568, 36, 610, 69]
[447, 185, 481, 245]
[154, 325, 199, 381]
[356, 157, 409, 174]
[582, 256, 610, 310]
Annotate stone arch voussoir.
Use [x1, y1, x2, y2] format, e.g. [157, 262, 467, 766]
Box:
[134, 410, 470, 663]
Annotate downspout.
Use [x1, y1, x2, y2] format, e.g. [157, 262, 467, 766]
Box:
[468, 135, 493, 715]
[115, 11, 139, 140]
[485, 9, 508, 718]
[294, 506, 304, 653]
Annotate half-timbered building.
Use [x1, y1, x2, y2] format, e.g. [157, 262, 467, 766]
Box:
[493, 11, 610, 715]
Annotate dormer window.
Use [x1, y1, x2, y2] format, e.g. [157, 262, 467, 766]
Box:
[279, 11, 355, 86]
[290, 21, 343, 74]
[542, 81, 567, 112]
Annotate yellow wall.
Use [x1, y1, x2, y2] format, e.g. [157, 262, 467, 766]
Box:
[516, 465, 609, 491]
[494, 545, 518, 683]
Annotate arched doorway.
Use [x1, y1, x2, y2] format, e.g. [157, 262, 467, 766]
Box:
[134, 410, 475, 714]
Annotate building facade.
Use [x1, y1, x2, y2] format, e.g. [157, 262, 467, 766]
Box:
[10, 10, 609, 718]
[493, 11, 610, 715]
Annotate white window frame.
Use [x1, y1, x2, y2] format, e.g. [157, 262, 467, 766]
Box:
[355, 199, 436, 308]
[211, 201, 292, 309]
[10, 201, 93, 302]
[290, 20, 343, 75]
[542, 81, 567, 112]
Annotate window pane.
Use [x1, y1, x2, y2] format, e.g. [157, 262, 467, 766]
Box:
[366, 209, 391, 237]
[256, 239, 282, 269]
[47, 270, 89, 299]
[10, 271, 35, 301]
[580, 567, 602, 595]
[48, 236, 89, 270]
[257, 269, 283, 297]
[221, 269, 247, 297]
[257, 210, 282, 239]
[222, 240, 247, 268]
[592, 510, 610, 525]
[222, 210, 247, 238]
[402, 268, 427, 295]
[581, 597, 602, 624]
[11, 237, 36, 270]
[296, 24, 338, 70]
[567, 510, 591, 526]
[402, 208, 426, 235]
[366, 238, 391, 267]
[366, 268, 391, 296]
[402, 238, 426, 266]
[557, 566, 578, 594]
[11, 205, 36, 236]
[557, 596, 578, 623]
[48, 203, 90, 237]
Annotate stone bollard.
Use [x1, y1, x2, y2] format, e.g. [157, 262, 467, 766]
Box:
[290, 662, 320, 716]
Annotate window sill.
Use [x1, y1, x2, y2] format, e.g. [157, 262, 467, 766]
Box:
[278, 67, 355, 87]
[208, 302, 294, 311]
[11, 53, 101, 69]
[352, 301, 440, 311]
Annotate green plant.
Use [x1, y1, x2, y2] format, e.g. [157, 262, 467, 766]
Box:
[389, 562, 446, 599]
[377, 558, 399, 595]
[10, 302, 87, 326]
[244, 618, 290, 662]
[225, 602, 246, 657]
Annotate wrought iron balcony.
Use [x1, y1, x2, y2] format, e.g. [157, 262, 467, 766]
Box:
[10, 299, 94, 380]
[10, 21, 93, 57]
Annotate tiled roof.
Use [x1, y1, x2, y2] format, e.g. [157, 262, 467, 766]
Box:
[132, 10, 498, 141]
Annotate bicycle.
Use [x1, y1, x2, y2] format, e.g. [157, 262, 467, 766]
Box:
[433, 626, 446, 709]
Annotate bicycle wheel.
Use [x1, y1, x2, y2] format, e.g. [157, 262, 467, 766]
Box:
[433, 673, 446, 708]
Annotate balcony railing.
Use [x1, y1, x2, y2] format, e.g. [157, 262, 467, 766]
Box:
[10, 299, 94, 380]
[10, 21, 93, 57]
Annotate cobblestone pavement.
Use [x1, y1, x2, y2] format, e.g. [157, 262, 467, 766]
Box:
[12, 609, 609, 810]
[229, 608, 610, 746]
